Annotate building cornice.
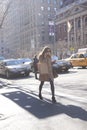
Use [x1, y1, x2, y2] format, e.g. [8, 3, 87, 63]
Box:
[57, 0, 87, 15]
[56, 3, 87, 24]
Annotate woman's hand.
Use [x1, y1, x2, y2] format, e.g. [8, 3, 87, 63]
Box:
[52, 60, 56, 64]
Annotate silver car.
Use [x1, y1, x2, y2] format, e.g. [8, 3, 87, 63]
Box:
[0, 59, 30, 78]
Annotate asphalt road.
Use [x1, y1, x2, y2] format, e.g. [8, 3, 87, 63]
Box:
[0, 68, 87, 130]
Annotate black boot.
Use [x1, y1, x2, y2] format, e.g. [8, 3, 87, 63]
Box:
[39, 94, 43, 100]
[52, 97, 56, 103]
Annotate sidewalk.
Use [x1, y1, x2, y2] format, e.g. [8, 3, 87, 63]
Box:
[0, 77, 87, 130]
[0, 78, 12, 88]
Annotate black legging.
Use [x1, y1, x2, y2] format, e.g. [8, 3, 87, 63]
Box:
[39, 79, 55, 98]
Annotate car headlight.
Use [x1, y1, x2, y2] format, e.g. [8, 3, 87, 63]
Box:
[8, 68, 17, 72]
[67, 61, 71, 65]
[26, 65, 31, 70]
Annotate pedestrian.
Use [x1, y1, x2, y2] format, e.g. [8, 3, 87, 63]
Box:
[33, 55, 39, 79]
[38, 46, 57, 103]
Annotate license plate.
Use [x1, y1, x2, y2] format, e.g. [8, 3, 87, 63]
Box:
[21, 71, 25, 74]
[62, 66, 66, 69]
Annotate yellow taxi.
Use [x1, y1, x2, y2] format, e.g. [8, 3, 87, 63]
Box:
[66, 53, 87, 68]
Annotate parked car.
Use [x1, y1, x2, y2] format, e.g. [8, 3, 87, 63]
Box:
[0, 59, 31, 78]
[17, 58, 32, 72]
[53, 60, 72, 73]
[0, 56, 5, 61]
[31, 57, 72, 73]
[65, 53, 87, 68]
[31, 55, 59, 73]
[84, 53, 87, 58]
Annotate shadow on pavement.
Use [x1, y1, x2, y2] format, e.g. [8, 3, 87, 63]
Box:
[2, 90, 87, 120]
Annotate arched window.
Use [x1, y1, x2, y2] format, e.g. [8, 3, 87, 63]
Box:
[77, 19, 81, 28]
[64, 24, 67, 32]
[85, 17, 87, 26]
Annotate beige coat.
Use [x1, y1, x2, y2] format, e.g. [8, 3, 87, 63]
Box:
[38, 55, 54, 81]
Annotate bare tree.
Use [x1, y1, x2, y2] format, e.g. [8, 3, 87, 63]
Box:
[0, 0, 12, 28]
[0, 0, 12, 56]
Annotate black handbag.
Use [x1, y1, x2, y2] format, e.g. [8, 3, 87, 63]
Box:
[52, 67, 58, 78]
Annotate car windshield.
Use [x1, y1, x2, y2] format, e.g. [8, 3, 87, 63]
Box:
[84, 53, 87, 58]
[71, 54, 78, 58]
[5, 60, 21, 66]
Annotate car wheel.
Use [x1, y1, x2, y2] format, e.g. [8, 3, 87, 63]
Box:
[25, 72, 29, 77]
[6, 71, 10, 79]
[64, 68, 68, 72]
[82, 66, 86, 69]
[31, 67, 34, 73]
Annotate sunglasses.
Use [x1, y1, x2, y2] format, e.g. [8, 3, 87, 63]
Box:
[47, 50, 51, 52]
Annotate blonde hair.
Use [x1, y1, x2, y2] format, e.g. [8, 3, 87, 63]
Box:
[38, 46, 51, 61]
[40, 46, 51, 54]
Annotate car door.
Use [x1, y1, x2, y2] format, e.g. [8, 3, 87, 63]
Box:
[69, 54, 79, 67]
[70, 54, 87, 67]
[0, 62, 6, 75]
[78, 54, 87, 67]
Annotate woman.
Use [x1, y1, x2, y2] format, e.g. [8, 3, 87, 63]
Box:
[38, 46, 56, 103]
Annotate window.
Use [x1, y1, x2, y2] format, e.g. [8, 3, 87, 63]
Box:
[78, 36, 80, 41]
[41, 0, 44, 3]
[41, 6, 44, 11]
[85, 17, 87, 26]
[75, 7, 79, 12]
[79, 54, 84, 58]
[85, 34, 87, 44]
[71, 37, 74, 42]
[48, 7, 50, 11]
[42, 36, 45, 41]
[59, 26, 62, 33]
[41, 29, 45, 33]
[48, 14, 51, 19]
[60, 1, 63, 7]
[54, 8, 57, 12]
[49, 36, 52, 41]
[64, 24, 67, 32]
[54, 0, 57, 4]
[77, 19, 81, 28]
[41, 22, 45, 26]
[48, 0, 50, 4]
[65, 38, 67, 42]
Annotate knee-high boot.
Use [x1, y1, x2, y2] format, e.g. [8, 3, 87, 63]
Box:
[50, 80, 56, 103]
[39, 81, 44, 100]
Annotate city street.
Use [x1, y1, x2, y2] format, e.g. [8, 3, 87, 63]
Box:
[0, 68, 87, 130]
[0, 0, 87, 130]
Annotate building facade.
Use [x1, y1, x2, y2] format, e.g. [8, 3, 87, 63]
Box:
[2, 0, 60, 58]
[56, 0, 87, 58]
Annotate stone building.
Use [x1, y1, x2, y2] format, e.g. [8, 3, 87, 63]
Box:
[56, 0, 87, 58]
